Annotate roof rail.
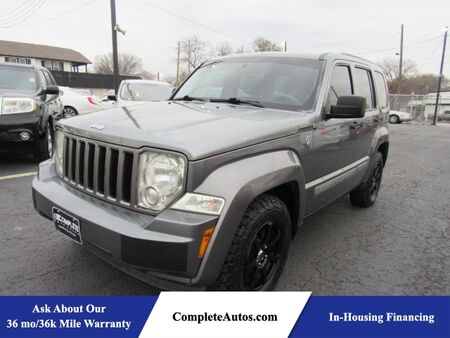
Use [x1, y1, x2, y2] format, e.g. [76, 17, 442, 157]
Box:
[341, 53, 373, 64]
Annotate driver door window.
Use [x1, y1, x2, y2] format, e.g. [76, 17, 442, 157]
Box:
[327, 65, 353, 109]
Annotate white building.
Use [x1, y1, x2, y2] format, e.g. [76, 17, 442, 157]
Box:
[0, 40, 90, 72]
[424, 91, 450, 119]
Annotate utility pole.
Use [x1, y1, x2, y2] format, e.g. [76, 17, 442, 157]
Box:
[284, 41, 287, 52]
[188, 40, 191, 74]
[397, 24, 404, 94]
[110, 0, 120, 94]
[176, 41, 180, 84]
[432, 27, 448, 126]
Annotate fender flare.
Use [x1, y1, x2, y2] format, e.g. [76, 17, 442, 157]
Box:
[190, 149, 305, 286]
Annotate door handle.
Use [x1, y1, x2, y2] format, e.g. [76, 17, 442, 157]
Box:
[350, 121, 363, 129]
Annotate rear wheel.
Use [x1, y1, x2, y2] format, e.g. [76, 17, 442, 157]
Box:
[389, 114, 400, 124]
[212, 195, 291, 291]
[63, 106, 78, 118]
[350, 151, 384, 207]
[33, 123, 53, 163]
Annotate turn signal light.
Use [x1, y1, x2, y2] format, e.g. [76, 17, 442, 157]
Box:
[198, 227, 215, 258]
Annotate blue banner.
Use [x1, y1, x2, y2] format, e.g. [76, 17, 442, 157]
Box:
[291, 296, 450, 338]
[0, 296, 157, 337]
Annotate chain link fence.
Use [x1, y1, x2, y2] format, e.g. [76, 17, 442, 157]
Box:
[389, 94, 426, 120]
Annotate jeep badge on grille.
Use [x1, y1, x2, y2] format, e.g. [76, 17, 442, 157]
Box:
[90, 123, 105, 130]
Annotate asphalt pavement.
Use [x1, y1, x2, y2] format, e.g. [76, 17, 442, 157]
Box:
[1, 124, 449, 295]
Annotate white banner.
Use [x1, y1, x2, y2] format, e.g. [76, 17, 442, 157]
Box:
[139, 291, 311, 338]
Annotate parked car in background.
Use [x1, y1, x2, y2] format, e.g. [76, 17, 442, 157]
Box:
[0, 63, 62, 162]
[99, 89, 117, 110]
[109, 80, 173, 106]
[389, 110, 412, 124]
[59, 86, 100, 117]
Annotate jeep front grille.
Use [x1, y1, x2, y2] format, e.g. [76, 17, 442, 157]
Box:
[61, 134, 137, 206]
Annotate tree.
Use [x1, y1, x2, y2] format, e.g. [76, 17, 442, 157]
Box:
[235, 45, 246, 54]
[253, 37, 282, 52]
[140, 70, 156, 80]
[179, 35, 209, 71]
[401, 74, 449, 95]
[379, 58, 417, 94]
[215, 41, 233, 56]
[94, 53, 145, 75]
[166, 70, 189, 87]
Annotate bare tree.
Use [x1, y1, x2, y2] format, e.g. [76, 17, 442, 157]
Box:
[380, 58, 417, 94]
[166, 70, 189, 87]
[94, 53, 145, 75]
[140, 70, 156, 80]
[215, 41, 233, 56]
[253, 37, 282, 52]
[235, 45, 246, 54]
[179, 35, 209, 71]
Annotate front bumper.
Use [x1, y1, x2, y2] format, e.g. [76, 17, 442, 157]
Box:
[399, 115, 412, 122]
[32, 160, 218, 290]
[0, 112, 40, 149]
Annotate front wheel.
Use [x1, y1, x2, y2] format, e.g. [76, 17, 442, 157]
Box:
[212, 195, 291, 291]
[33, 123, 53, 163]
[350, 151, 384, 207]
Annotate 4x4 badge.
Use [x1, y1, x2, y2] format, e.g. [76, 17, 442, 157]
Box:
[90, 124, 105, 131]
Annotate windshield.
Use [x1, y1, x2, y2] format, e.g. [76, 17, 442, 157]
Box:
[173, 57, 324, 111]
[120, 83, 172, 102]
[0, 66, 38, 91]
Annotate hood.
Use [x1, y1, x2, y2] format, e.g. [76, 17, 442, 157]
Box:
[59, 101, 311, 160]
[0, 88, 35, 98]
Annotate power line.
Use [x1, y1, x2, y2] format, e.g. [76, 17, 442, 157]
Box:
[0, 0, 98, 29]
[417, 40, 443, 66]
[357, 35, 441, 55]
[0, 0, 47, 28]
[0, 0, 34, 21]
[140, 0, 253, 46]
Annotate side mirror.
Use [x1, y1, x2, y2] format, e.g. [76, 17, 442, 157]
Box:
[107, 94, 117, 101]
[45, 85, 60, 95]
[328, 96, 366, 119]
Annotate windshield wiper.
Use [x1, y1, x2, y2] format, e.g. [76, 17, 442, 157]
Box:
[210, 97, 264, 108]
[172, 95, 208, 102]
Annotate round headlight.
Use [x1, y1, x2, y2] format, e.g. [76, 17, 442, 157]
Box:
[137, 152, 186, 212]
[143, 155, 182, 195]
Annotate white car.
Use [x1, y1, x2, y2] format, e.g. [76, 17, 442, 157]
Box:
[389, 110, 412, 124]
[59, 86, 101, 117]
[111, 80, 174, 106]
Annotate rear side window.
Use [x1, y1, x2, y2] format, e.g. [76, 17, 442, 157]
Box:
[354, 68, 375, 109]
[328, 65, 353, 106]
[373, 71, 388, 108]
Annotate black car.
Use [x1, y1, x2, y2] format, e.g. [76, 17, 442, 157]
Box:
[0, 63, 62, 162]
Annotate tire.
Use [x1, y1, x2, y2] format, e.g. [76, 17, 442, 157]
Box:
[389, 114, 400, 124]
[349, 151, 384, 207]
[33, 122, 53, 163]
[212, 195, 291, 291]
[63, 106, 78, 118]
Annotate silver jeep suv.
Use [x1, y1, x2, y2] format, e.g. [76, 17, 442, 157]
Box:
[33, 52, 389, 290]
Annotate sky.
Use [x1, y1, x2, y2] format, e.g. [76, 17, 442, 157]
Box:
[0, 0, 449, 80]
